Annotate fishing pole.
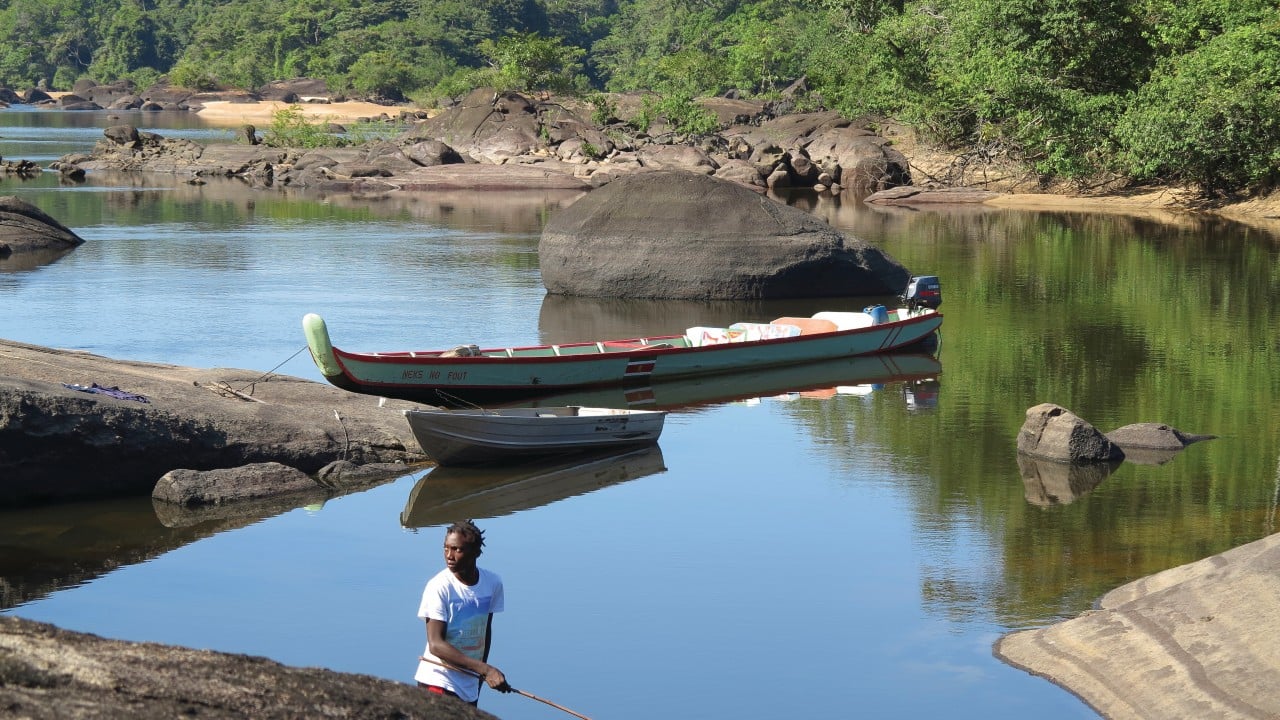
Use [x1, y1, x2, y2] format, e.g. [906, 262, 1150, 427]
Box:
[417, 656, 594, 720]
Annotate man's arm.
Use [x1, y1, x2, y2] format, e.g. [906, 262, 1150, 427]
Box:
[426, 617, 508, 691]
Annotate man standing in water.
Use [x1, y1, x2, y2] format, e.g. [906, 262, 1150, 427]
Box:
[415, 520, 509, 704]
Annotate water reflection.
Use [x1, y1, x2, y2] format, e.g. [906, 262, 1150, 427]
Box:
[0, 246, 78, 272]
[511, 351, 942, 410]
[538, 290, 906, 344]
[1016, 455, 1120, 506]
[400, 445, 666, 526]
[0, 496, 226, 610]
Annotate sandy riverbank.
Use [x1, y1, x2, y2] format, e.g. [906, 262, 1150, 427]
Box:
[194, 99, 418, 126]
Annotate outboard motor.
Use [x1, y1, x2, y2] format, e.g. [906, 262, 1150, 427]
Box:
[901, 275, 942, 312]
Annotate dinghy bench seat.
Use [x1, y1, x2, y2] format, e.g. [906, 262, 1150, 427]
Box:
[770, 317, 839, 335]
[684, 322, 802, 347]
[811, 311, 876, 330]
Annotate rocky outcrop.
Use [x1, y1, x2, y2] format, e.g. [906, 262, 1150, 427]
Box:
[49, 88, 921, 195]
[258, 77, 333, 102]
[1016, 403, 1124, 463]
[0, 616, 491, 720]
[996, 531, 1280, 719]
[539, 170, 911, 299]
[0, 196, 85, 258]
[0, 338, 428, 508]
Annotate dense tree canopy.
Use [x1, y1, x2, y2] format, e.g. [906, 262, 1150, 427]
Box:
[0, 0, 1276, 195]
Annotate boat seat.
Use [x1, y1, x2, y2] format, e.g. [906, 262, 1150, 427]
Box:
[771, 317, 839, 335]
[727, 322, 802, 341]
[684, 327, 731, 347]
[812, 311, 875, 330]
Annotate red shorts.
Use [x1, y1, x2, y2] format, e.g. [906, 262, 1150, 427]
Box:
[418, 683, 477, 706]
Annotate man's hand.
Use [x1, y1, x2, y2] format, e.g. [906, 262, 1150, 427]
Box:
[483, 666, 511, 693]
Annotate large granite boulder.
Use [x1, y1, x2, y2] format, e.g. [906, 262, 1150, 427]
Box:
[410, 88, 544, 162]
[1017, 403, 1125, 463]
[539, 170, 912, 299]
[0, 196, 85, 258]
[721, 113, 911, 194]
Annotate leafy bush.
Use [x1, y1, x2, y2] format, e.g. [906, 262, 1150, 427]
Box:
[478, 32, 587, 94]
[1115, 22, 1280, 194]
[263, 104, 344, 148]
[638, 93, 720, 135]
[585, 93, 617, 125]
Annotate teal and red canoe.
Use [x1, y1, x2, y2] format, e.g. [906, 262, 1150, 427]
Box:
[302, 306, 942, 404]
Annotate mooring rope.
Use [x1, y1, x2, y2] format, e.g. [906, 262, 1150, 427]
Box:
[229, 344, 310, 396]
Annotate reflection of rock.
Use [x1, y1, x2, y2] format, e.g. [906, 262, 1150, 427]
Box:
[0, 245, 77, 272]
[1018, 453, 1120, 505]
[151, 462, 409, 529]
[1111, 446, 1183, 466]
[1017, 403, 1124, 463]
[152, 485, 329, 528]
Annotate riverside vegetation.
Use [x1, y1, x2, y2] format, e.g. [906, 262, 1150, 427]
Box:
[0, 0, 1277, 201]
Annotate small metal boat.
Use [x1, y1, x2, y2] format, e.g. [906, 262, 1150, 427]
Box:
[403, 405, 667, 466]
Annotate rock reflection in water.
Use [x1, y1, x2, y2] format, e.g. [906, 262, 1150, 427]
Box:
[0, 246, 78, 273]
[1017, 454, 1121, 506]
[0, 497, 220, 611]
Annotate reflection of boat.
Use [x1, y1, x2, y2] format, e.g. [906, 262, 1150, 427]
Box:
[302, 302, 942, 403]
[402, 406, 667, 466]
[400, 445, 667, 526]
[903, 377, 940, 410]
[514, 351, 943, 410]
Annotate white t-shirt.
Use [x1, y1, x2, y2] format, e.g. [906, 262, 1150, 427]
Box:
[414, 567, 505, 702]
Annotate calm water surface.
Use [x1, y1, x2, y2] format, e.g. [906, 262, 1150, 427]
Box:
[3, 110, 1279, 719]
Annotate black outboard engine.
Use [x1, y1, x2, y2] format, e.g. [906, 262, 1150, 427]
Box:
[901, 275, 942, 312]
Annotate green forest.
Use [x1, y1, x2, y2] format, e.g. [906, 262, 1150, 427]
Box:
[1, 0, 1278, 195]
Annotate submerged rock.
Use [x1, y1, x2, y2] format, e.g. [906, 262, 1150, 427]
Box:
[539, 170, 911, 299]
[1105, 422, 1216, 450]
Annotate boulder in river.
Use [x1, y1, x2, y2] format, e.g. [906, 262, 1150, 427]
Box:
[538, 170, 912, 299]
[0, 196, 85, 258]
[1016, 403, 1125, 463]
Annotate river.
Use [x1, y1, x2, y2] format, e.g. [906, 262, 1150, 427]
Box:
[2, 107, 1278, 719]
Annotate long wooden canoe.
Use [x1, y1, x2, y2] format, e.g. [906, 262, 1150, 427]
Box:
[302, 305, 942, 404]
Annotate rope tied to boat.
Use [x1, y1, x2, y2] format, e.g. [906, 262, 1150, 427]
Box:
[199, 345, 310, 402]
